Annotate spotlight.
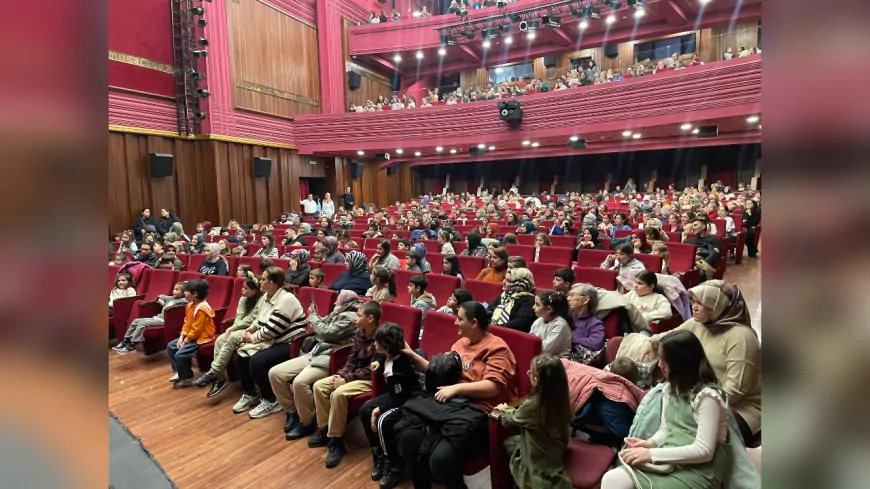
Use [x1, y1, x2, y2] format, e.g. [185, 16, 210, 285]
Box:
[196, 88, 211, 97]
[357, 151, 365, 155]
[198, 18, 207, 27]
[396, 149, 404, 154]
[478, 144, 486, 149]
[519, 19, 539, 32]
[504, 36, 513, 44]
[627, 0, 643, 7]
[414, 151, 422, 156]
[194, 111, 207, 120]
[508, 13, 522, 22]
[522, 140, 531, 146]
[482, 40, 491, 49]
[634, 8, 644, 18]
[190, 70, 206, 80]
[541, 15, 561, 28]
[497, 0, 507, 7]
[680, 123, 692, 130]
[531, 142, 540, 147]
[570, 7, 583, 17]
[462, 30, 476, 40]
[570, 135, 579, 141]
[450, 149, 457, 154]
[393, 54, 401, 62]
[632, 133, 641, 139]
[198, 37, 209, 46]
[488, 146, 496, 150]
[579, 20, 588, 29]
[192, 50, 208, 58]
[190, 6, 205, 15]
[747, 115, 759, 123]
[441, 34, 457, 46]
[526, 31, 536, 40]
[438, 47, 447, 55]
[605, 14, 616, 24]
[415, 51, 423, 59]
[436, 146, 443, 152]
[622, 131, 632, 137]
[692, 128, 700, 134]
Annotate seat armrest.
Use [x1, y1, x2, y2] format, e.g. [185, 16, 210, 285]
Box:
[161, 304, 188, 343]
[488, 396, 527, 489]
[289, 331, 316, 358]
[328, 342, 354, 374]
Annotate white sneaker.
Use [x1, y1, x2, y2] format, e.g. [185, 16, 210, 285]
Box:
[232, 393, 260, 414]
[248, 399, 282, 419]
[169, 373, 179, 382]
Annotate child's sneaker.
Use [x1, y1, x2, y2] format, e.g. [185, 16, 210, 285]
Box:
[169, 373, 179, 383]
[117, 343, 137, 355]
[112, 340, 129, 351]
[173, 378, 194, 388]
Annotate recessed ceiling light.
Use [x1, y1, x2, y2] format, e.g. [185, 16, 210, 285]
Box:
[570, 136, 579, 141]
[526, 32, 536, 40]
[634, 8, 644, 18]
[758, 125, 762, 129]
[450, 149, 457, 154]
[488, 146, 496, 150]
[477, 143, 486, 149]
[605, 14, 616, 24]
[393, 54, 401, 62]
[356, 150, 364, 155]
[482, 40, 491, 49]
[680, 123, 692, 130]
[438, 47, 446, 56]
[579, 20, 588, 29]
[531, 142, 540, 147]
[415, 51, 423, 59]
[747, 115, 759, 123]
[692, 128, 699, 134]
[435, 146, 443, 152]
[522, 140, 531, 146]
[396, 149, 403, 154]
[699, 0, 711, 4]
[504, 36, 513, 45]
[414, 151, 422, 156]
[622, 131, 632, 137]
[632, 133, 641, 139]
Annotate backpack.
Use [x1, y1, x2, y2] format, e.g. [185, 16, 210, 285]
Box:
[117, 261, 149, 289]
[425, 351, 462, 394]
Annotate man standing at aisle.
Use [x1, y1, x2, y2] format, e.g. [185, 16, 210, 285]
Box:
[301, 194, 318, 217]
[339, 186, 355, 211]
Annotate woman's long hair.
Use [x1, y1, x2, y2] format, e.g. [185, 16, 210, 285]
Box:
[372, 266, 397, 297]
[660, 330, 719, 397]
[241, 271, 264, 314]
[528, 355, 572, 436]
[443, 255, 463, 278]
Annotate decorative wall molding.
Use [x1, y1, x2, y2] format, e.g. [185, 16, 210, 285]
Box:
[235, 79, 322, 106]
[108, 50, 175, 74]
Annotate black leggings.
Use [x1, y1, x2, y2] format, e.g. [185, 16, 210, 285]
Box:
[236, 344, 291, 402]
[398, 418, 489, 489]
[734, 411, 755, 445]
[360, 394, 402, 457]
[745, 227, 758, 257]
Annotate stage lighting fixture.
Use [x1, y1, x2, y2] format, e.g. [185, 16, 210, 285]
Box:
[519, 19, 539, 32]
[190, 6, 205, 15]
[192, 50, 208, 58]
[627, 0, 643, 8]
[570, 7, 583, 17]
[497, 0, 507, 7]
[482, 39, 491, 49]
[500, 24, 512, 34]
[196, 88, 211, 97]
[198, 37, 209, 46]
[508, 13, 522, 22]
[198, 18, 207, 27]
[462, 30, 476, 40]
[482, 29, 499, 39]
[586, 6, 601, 18]
[438, 47, 447, 55]
[579, 20, 589, 29]
[504, 35, 513, 44]
[541, 15, 561, 28]
[194, 111, 207, 120]
[190, 70, 206, 80]
[457, 7, 468, 16]
[444, 35, 457, 46]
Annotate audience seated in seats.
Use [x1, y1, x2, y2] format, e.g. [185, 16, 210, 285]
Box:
[369, 240, 400, 270]
[684, 218, 722, 281]
[408, 275, 437, 338]
[312, 242, 326, 262]
[166, 279, 216, 387]
[132, 208, 157, 242]
[230, 267, 308, 418]
[462, 232, 489, 258]
[435, 288, 473, 315]
[601, 243, 648, 278]
[638, 280, 761, 441]
[413, 243, 432, 273]
[629, 229, 652, 255]
[360, 322, 423, 487]
[366, 266, 397, 303]
[438, 230, 456, 255]
[109, 251, 130, 267]
[275, 292, 364, 444]
[476, 246, 509, 282]
[283, 227, 307, 248]
[487, 267, 536, 333]
[329, 250, 373, 296]
[193, 272, 265, 394]
[156, 208, 181, 236]
[322, 236, 346, 264]
[441, 254, 464, 283]
[577, 227, 605, 250]
[492, 355, 573, 489]
[253, 233, 279, 259]
[109, 273, 136, 316]
[198, 243, 230, 276]
[651, 243, 671, 275]
[507, 256, 526, 269]
[552, 268, 574, 294]
[567, 283, 606, 365]
[394, 302, 517, 489]
[569, 357, 646, 444]
[602, 330, 732, 489]
[309, 269, 326, 288]
[529, 290, 572, 358]
[624, 270, 674, 323]
[284, 248, 312, 288]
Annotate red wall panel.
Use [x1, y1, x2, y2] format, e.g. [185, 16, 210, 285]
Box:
[108, 0, 174, 97]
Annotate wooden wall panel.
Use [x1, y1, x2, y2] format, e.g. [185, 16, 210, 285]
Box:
[228, 0, 321, 118]
[459, 68, 487, 90]
[343, 19, 394, 108]
[698, 23, 759, 65]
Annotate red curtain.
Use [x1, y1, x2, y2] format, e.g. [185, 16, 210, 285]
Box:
[299, 180, 309, 199]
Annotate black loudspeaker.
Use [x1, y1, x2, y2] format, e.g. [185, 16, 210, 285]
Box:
[696, 125, 719, 138]
[148, 153, 174, 178]
[497, 100, 523, 127]
[348, 72, 361, 90]
[375, 152, 391, 161]
[391, 75, 401, 92]
[253, 157, 272, 178]
[351, 162, 364, 179]
[386, 165, 397, 175]
[543, 55, 557, 68]
[469, 147, 485, 157]
[604, 44, 619, 58]
[569, 139, 588, 150]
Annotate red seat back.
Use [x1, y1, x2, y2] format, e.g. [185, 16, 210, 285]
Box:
[457, 255, 485, 279]
[109, 265, 121, 291]
[298, 286, 338, 315]
[393, 269, 421, 304]
[666, 242, 697, 274]
[246, 243, 262, 256]
[573, 267, 618, 291]
[205, 275, 235, 309]
[422, 241, 440, 254]
[419, 311, 460, 357]
[187, 254, 208, 273]
[321, 263, 347, 287]
[517, 234, 536, 246]
[635, 253, 663, 273]
[576, 249, 611, 268]
[363, 239, 380, 249]
[506, 245, 535, 264]
[272, 258, 291, 270]
[143, 269, 178, 301]
[222, 277, 246, 323]
[665, 231, 682, 243]
[427, 253, 446, 272]
[452, 241, 467, 254]
[528, 263, 563, 287]
[538, 246, 573, 266]
[549, 235, 575, 248]
[424, 274, 461, 307]
[489, 325, 539, 397]
[614, 229, 632, 238]
[599, 237, 612, 249]
[464, 279, 504, 305]
[381, 303, 422, 350]
[179, 271, 205, 283]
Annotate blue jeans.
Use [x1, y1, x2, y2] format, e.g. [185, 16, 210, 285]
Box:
[575, 390, 635, 439]
[167, 338, 199, 380]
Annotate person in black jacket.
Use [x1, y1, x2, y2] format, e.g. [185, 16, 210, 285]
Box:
[742, 200, 761, 258]
[361, 323, 421, 488]
[329, 250, 372, 295]
[684, 218, 722, 281]
[338, 186, 355, 211]
[131, 208, 157, 243]
[487, 267, 537, 333]
[283, 248, 311, 288]
[156, 208, 181, 236]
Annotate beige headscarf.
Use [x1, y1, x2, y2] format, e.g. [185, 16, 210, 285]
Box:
[688, 279, 752, 334]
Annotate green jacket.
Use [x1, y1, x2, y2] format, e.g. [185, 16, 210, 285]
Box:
[500, 399, 573, 489]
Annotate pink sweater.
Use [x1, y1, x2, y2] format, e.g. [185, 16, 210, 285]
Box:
[561, 358, 646, 414]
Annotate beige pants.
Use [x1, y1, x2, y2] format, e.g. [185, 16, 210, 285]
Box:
[210, 330, 245, 375]
[313, 376, 372, 438]
[268, 355, 329, 425]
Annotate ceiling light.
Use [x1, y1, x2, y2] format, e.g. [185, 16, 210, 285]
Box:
[436, 146, 443, 152]
[747, 115, 759, 123]
[579, 20, 588, 29]
[504, 36, 513, 44]
[450, 149, 457, 154]
[393, 54, 401, 62]
[758, 125, 762, 129]
[622, 131, 632, 137]
[526, 31, 536, 40]
[396, 149, 403, 154]
[495, 67, 504, 74]
[570, 136, 580, 141]
[356, 151, 364, 155]
[699, 0, 711, 4]
[488, 146, 496, 150]
[634, 8, 644, 18]
[531, 142, 540, 147]
[605, 14, 616, 24]
[415, 51, 423, 59]
[632, 133, 641, 139]
[680, 123, 692, 130]
[438, 47, 446, 56]
[414, 151, 422, 156]
[522, 140, 531, 146]
[477, 144, 486, 149]
[692, 128, 700, 134]
[482, 40, 491, 49]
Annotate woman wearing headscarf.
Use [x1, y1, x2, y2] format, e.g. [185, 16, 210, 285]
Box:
[329, 250, 372, 295]
[196, 243, 230, 276]
[462, 232, 489, 258]
[229, 228, 247, 245]
[299, 222, 314, 237]
[412, 243, 431, 273]
[186, 233, 206, 255]
[517, 220, 536, 235]
[576, 227, 604, 250]
[638, 280, 761, 442]
[284, 249, 312, 288]
[323, 236, 346, 264]
[629, 228, 651, 254]
[487, 268, 537, 333]
[481, 222, 501, 248]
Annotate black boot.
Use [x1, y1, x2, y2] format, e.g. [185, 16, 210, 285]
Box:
[193, 370, 216, 388]
[378, 455, 405, 489]
[325, 437, 347, 468]
[285, 421, 316, 441]
[307, 427, 329, 448]
[284, 411, 300, 433]
[370, 447, 386, 481]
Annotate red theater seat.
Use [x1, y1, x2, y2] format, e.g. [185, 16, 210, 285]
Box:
[635, 253, 663, 272]
[320, 263, 346, 287]
[381, 303, 422, 350]
[457, 255, 485, 279]
[539, 246, 573, 266]
[517, 234, 536, 246]
[393, 269, 421, 304]
[576, 249, 611, 269]
[564, 439, 617, 489]
[298, 286, 337, 315]
[423, 274, 461, 308]
[464, 279, 503, 305]
[419, 311, 460, 356]
[573, 267, 618, 291]
[528, 262, 563, 286]
[549, 235, 575, 248]
[505, 245, 535, 264]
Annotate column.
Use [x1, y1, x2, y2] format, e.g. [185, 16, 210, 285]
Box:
[317, 0, 346, 114]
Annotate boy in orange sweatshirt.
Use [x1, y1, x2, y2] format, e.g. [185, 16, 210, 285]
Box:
[168, 278, 216, 388]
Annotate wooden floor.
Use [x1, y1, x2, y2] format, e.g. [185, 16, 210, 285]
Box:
[109, 258, 761, 489]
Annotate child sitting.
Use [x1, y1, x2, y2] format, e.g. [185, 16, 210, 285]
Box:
[530, 291, 572, 358]
[236, 263, 253, 278]
[361, 323, 422, 489]
[435, 288, 473, 315]
[366, 266, 396, 303]
[309, 269, 327, 289]
[408, 275, 436, 339]
[109, 273, 136, 317]
[552, 268, 574, 294]
[494, 355, 573, 489]
[115, 281, 187, 354]
[167, 279, 216, 387]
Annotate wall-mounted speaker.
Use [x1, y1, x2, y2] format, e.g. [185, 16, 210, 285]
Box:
[386, 165, 397, 175]
[253, 157, 272, 178]
[604, 44, 619, 58]
[348, 72, 361, 90]
[148, 153, 174, 178]
[543, 55, 557, 68]
[696, 125, 719, 138]
[569, 139, 588, 150]
[351, 162, 364, 179]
